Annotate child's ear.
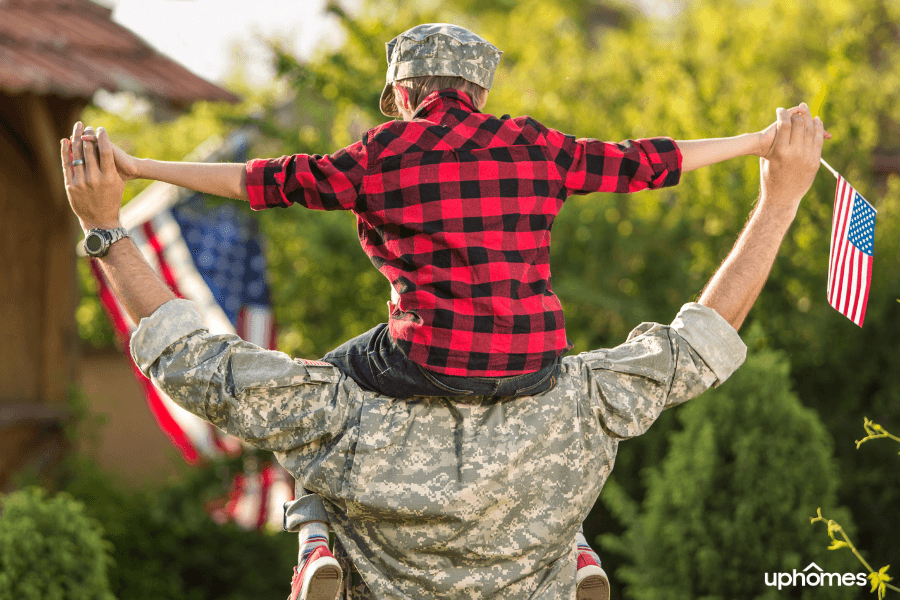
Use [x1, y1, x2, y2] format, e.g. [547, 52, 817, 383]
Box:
[395, 86, 412, 111]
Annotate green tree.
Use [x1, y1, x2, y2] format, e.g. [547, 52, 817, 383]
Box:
[603, 336, 858, 600]
[59, 453, 297, 600]
[0, 488, 115, 600]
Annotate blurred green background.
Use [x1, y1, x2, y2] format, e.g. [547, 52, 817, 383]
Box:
[25, 0, 900, 597]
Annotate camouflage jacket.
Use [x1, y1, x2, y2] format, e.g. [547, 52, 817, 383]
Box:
[131, 300, 746, 599]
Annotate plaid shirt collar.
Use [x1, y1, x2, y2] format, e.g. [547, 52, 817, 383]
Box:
[412, 89, 479, 120]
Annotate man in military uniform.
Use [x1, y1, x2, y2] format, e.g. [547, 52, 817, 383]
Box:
[62, 95, 825, 598]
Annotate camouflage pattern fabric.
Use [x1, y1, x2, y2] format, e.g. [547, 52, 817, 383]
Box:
[131, 299, 746, 599]
[380, 23, 502, 117]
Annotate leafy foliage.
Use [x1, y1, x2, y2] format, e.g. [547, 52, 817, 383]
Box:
[59, 452, 296, 600]
[0, 488, 115, 600]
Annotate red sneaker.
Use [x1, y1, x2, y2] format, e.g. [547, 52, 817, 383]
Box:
[288, 545, 343, 600]
[576, 543, 610, 600]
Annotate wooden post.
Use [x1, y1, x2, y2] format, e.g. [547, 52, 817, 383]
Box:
[0, 118, 44, 403]
[0, 93, 86, 489]
[22, 94, 70, 212]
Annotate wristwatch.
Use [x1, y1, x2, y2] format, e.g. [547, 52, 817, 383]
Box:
[83, 227, 129, 258]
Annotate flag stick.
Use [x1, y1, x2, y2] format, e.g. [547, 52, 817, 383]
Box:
[820, 157, 839, 180]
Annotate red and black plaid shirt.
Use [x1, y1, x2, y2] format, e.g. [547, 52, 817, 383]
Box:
[246, 89, 682, 376]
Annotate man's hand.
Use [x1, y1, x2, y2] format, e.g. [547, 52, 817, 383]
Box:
[759, 103, 825, 216]
[756, 103, 831, 159]
[698, 102, 825, 330]
[62, 121, 177, 323]
[62, 122, 125, 231]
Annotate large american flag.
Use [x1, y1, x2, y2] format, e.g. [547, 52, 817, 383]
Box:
[90, 131, 292, 529]
[827, 175, 876, 327]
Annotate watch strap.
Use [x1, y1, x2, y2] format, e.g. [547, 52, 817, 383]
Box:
[105, 227, 129, 246]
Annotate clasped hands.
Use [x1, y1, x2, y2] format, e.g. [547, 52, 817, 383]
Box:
[61, 122, 125, 232]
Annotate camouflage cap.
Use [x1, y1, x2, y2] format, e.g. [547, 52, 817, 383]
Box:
[380, 23, 502, 117]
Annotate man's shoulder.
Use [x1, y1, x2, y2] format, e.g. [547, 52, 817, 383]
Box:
[562, 304, 748, 390]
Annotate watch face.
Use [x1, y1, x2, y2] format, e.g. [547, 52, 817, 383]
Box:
[85, 234, 104, 254]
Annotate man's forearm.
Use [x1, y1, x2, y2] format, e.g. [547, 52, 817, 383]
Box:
[94, 237, 178, 325]
[137, 160, 248, 201]
[697, 198, 794, 331]
[676, 135, 760, 173]
[696, 104, 824, 331]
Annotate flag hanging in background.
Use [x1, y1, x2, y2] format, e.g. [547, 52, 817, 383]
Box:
[91, 192, 293, 530]
[827, 174, 876, 327]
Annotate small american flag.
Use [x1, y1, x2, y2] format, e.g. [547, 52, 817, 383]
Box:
[92, 190, 292, 529]
[827, 175, 876, 327]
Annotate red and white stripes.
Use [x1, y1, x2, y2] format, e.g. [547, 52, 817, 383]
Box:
[827, 176, 874, 327]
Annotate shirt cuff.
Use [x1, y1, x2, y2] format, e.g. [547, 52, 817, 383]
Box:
[245, 158, 277, 211]
[657, 137, 682, 188]
[129, 299, 208, 377]
[671, 139, 683, 173]
[670, 302, 747, 385]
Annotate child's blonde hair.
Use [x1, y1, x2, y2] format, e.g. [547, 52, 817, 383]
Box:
[384, 75, 488, 116]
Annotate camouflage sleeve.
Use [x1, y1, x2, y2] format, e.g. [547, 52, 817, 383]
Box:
[129, 299, 350, 453]
[579, 302, 746, 440]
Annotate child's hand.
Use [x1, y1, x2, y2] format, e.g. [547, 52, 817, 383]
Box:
[757, 103, 832, 159]
[80, 128, 141, 181]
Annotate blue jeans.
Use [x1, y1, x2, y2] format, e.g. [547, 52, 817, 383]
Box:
[321, 322, 562, 398]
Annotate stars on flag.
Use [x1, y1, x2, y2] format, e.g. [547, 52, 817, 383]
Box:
[846, 194, 875, 256]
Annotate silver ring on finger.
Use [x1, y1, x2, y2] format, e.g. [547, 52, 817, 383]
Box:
[72, 158, 86, 166]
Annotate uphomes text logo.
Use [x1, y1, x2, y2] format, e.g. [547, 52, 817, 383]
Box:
[765, 562, 867, 590]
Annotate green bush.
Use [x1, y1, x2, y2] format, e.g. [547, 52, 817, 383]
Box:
[603, 331, 859, 600]
[61, 453, 297, 600]
[0, 487, 114, 600]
